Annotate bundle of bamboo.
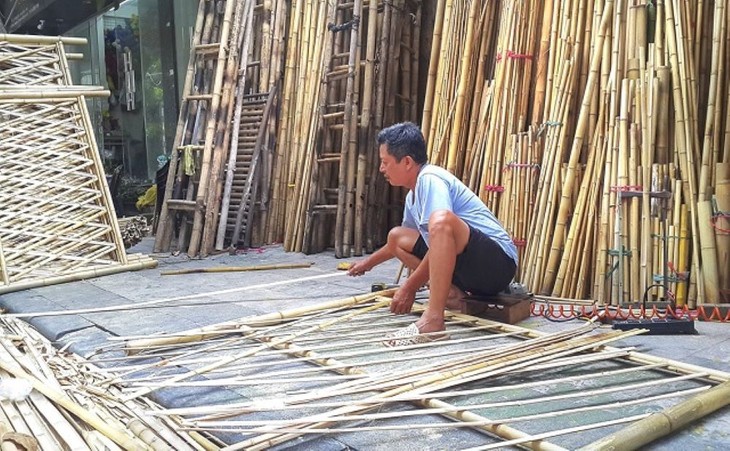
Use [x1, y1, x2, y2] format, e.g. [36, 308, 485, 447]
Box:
[154, 0, 286, 257]
[269, 0, 423, 256]
[0, 34, 156, 295]
[423, 0, 729, 306]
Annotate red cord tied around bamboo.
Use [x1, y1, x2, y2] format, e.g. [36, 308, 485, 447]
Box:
[495, 50, 533, 62]
[512, 238, 527, 247]
[609, 185, 644, 193]
[711, 211, 730, 234]
[531, 303, 730, 322]
[484, 185, 505, 193]
[503, 162, 541, 172]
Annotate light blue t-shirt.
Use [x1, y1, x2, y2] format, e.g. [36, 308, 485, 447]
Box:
[402, 164, 518, 264]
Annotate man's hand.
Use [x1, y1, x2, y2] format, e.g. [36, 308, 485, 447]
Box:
[347, 260, 372, 276]
[390, 286, 416, 314]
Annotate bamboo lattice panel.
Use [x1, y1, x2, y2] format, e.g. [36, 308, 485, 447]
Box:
[0, 35, 153, 293]
[0, 98, 128, 287]
[0, 40, 67, 86]
[98, 295, 729, 450]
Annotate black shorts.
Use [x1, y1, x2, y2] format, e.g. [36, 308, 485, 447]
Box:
[411, 226, 516, 295]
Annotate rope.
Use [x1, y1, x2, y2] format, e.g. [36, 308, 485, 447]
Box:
[328, 15, 360, 33]
[711, 211, 730, 234]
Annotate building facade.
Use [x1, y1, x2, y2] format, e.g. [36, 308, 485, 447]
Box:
[2, 0, 197, 182]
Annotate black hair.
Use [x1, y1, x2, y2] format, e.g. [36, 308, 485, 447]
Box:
[377, 122, 428, 164]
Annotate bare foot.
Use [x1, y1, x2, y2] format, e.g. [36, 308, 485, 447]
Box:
[444, 285, 466, 310]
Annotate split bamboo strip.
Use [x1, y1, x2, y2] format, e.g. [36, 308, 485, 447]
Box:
[0, 348, 150, 450]
[123, 298, 392, 401]
[8, 270, 352, 319]
[0, 316, 219, 450]
[160, 261, 313, 276]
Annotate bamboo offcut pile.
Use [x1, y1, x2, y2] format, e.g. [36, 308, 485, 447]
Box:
[424, 0, 730, 306]
[90, 296, 729, 449]
[0, 315, 220, 450]
[0, 34, 156, 295]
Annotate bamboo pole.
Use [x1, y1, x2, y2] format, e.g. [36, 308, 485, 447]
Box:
[0, 34, 87, 45]
[697, 200, 720, 303]
[717, 164, 730, 301]
[581, 380, 730, 450]
[160, 262, 313, 275]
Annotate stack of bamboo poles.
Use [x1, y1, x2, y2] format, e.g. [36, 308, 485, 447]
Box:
[423, 0, 729, 306]
[264, 0, 422, 256]
[89, 295, 730, 449]
[0, 315, 220, 450]
[155, 0, 285, 257]
[0, 34, 156, 295]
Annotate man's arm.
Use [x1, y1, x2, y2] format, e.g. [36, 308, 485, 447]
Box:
[347, 245, 394, 276]
[390, 252, 430, 314]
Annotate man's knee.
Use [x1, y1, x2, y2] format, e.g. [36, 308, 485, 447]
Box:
[428, 211, 458, 236]
[428, 211, 469, 250]
[387, 226, 418, 252]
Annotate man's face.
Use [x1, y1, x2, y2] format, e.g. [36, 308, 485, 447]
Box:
[379, 144, 409, 187]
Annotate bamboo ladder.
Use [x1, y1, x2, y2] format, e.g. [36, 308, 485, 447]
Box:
[154, 0, 235, 256]
[215, 0, 285, 251]
[301, 0, 365, 257]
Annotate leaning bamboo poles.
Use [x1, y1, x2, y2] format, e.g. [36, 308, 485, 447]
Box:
[271, 0, 421, 255]
[444, 0, 730, 305]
